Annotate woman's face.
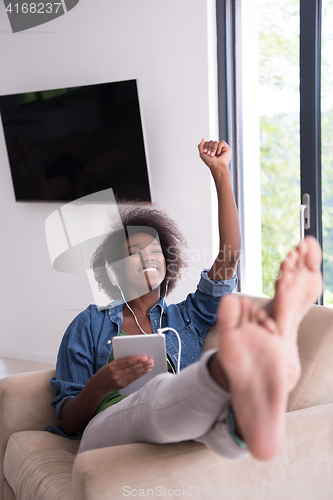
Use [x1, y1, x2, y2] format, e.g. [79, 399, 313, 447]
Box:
[122, 232, 166, 295]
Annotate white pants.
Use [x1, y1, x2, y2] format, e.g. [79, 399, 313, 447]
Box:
[78, 350, 250, 460]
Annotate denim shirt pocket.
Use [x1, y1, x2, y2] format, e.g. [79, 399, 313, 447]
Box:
[165, 316, 202, 370]
[178, 320, 202, 368]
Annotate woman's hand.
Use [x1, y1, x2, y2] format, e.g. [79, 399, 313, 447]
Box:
[60, 355, 153, 435]
[93, 356, 154, 395]
[198, 138, 231, 173]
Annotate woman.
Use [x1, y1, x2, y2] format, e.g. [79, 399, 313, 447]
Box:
[48, 138, 248, 459]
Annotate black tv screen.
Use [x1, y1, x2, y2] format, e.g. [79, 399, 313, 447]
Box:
[0, 80, 151, 202]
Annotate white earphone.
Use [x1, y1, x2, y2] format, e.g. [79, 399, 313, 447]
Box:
[105, 263, 118, 286]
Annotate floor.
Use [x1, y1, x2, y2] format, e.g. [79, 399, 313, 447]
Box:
[0, 357, 55, 379]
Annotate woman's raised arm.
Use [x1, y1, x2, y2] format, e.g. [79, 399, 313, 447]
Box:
[198, 138, 241, 281]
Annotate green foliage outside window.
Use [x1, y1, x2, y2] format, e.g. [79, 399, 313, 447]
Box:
[259, 0, 300, 297]
[260, 114, 300, 297]
[259, 0, 333, 304]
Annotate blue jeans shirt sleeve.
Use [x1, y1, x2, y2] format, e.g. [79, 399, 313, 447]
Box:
[46, 306, 97, 438]
[198, 269, 237, 297]
[184, 269, 237, 338]
[162, 270, 238, 369]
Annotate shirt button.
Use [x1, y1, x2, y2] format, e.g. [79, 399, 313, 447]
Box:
[107, 340, 111, 344]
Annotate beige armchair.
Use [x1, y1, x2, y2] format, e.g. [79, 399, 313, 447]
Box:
[1, 295, 333, 500]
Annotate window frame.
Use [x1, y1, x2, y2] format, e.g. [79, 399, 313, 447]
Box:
[217, 0, 323, 300]
[300, 0, 323, 305]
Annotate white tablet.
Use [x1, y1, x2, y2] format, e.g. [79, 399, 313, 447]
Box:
[112, 334, 168, 395]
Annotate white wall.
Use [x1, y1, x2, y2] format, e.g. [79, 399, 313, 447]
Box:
[0, 0, 219, 364]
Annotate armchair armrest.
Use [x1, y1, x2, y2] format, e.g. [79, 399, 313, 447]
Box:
[0, 369, 57, 435]
[72, 403, 333, 500]
[0, 369, 56, 499]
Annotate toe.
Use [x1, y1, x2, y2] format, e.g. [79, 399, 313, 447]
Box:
[217, 294, 242, 332]
[278, 258, 295, 288]
[239, 298, 254, 325]
[302, 236, 322, 273]
[249, 303, 279, 334]
[263, 317, 279, 335]
[256, 306, 269, 324]
[278, 250, 297, 284]
[285, 249, 298, 269]
[248, 300, 265, 324]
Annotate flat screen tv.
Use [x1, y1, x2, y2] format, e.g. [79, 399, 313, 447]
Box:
[0, 79, 151, 202]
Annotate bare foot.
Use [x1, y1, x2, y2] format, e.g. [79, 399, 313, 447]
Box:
[268, 236, 323, 390]
[211, 238, 323, 460]
[215, 295, 288, 460]
[269, 236, 323, 342]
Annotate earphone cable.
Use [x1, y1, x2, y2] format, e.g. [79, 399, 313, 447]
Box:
[117, 285, 148, 335]
[117, 281, 181, 373]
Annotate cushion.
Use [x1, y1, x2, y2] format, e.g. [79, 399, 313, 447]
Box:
[288, 303, 333, 410]
[72, 405, 333, 500]
[4, 431, 79, 500]
[204, 296, 333, 412]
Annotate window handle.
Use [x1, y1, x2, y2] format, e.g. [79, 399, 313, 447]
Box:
[300, 193, 310, 240]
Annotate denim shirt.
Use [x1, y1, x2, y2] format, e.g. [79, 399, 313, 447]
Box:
[47, 270, 237, 438]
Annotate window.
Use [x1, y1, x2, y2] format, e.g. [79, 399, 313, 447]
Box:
[217, 0, 330, 303]
[321, 0, 333, 305]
